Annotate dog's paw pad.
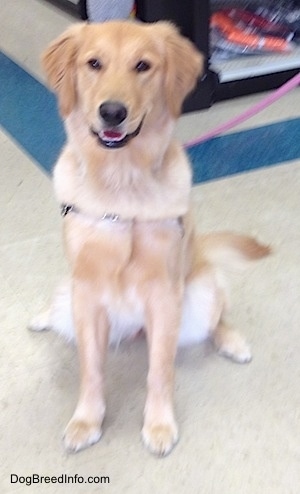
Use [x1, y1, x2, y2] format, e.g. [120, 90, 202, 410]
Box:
[63, 419, 102, 453]
[142, 423, 179, 457]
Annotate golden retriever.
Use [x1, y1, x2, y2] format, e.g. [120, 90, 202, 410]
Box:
[30, 21, 270, 456]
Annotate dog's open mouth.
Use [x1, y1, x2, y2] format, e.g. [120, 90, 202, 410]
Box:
[91, 117, 145, 149]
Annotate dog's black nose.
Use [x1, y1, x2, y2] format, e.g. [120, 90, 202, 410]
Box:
[99, 101, 128, 126]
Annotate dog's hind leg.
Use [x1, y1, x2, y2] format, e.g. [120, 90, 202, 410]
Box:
[179, 268, 252, 364]
[28, 280, 75, 342]
[212, 320, 252, 364]
[207, 279, 252, 364]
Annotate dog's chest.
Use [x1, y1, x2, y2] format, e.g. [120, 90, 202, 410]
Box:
[65, 216, 184, 343]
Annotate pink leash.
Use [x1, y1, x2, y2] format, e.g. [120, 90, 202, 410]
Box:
[184, 71, 300, 148]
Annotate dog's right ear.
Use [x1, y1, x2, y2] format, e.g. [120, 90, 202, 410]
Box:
[41, 24, 85, 117]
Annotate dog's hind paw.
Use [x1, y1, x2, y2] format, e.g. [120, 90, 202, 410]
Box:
[28, 310, 51, 332]
[215, 330, 252, 364]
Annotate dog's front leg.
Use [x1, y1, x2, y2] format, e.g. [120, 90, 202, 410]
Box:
[142, 286, 181, 457]
[63, 279, 109, 453]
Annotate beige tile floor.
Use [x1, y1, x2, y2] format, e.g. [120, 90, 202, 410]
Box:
[1, 1, 300, 493]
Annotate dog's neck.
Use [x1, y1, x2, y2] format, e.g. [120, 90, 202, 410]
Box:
[55, 109, 191, 222]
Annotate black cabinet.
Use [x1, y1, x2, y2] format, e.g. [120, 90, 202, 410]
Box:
[136, 0, 300, 112]
[82, 0, 217, 111]
[136, 0, 217, 111]
[44, 0, 87, 18]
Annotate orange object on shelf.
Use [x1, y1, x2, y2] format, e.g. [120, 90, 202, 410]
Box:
[211, 11, 292, 52]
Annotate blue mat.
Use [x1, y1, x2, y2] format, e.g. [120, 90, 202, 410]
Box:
[0, 51, 65, 172]
[187, 118, 300, 183]
[1, 50, 300, 182]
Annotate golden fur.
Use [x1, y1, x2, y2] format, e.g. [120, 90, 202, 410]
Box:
[30, 21, 270, 457]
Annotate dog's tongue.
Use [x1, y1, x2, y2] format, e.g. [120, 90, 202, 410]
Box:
[103, 130, 125, 141]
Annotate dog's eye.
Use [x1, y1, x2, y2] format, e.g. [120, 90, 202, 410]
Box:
[87, 59, 102, 70]
[135, 60, 151, 73]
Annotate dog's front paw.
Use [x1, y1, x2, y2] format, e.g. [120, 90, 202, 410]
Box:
[63, 419, 102, 453]
[142, 421, 179, 457]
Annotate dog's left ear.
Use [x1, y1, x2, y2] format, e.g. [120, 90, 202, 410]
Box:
[153, 22, 204, 117]
[42, 24, 85, 117]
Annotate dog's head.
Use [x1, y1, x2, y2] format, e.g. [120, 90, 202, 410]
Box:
[42, 21, 203, 149]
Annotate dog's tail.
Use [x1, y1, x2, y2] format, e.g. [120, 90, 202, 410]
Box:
[196, 232, 271, 271]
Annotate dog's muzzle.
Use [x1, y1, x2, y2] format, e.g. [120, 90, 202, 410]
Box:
[91, 117, 145, 149]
